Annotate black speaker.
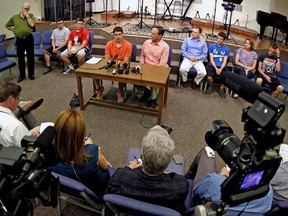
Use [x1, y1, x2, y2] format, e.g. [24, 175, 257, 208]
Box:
[86, 0, 95, 3]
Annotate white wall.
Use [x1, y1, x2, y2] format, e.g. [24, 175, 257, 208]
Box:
[0, 0, 44, 39]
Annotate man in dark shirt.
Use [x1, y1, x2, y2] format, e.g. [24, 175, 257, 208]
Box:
[256, 43, 283, 98]
[108, 125, 189, 214]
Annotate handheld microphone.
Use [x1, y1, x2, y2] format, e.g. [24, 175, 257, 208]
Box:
[116, 61, 121, 74]
[221, 72, 262, 103]
[105, 54, 118, 69]
[125, 56, 132, 74]
[132, 65, 141, 74]
[120, 63, 128, 74]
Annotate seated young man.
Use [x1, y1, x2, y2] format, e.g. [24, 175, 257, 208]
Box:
[108, 125, 189, 214]
[256, 43, 283, 98]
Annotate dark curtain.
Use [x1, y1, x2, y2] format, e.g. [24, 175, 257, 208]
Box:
[44, 0, 85, 21]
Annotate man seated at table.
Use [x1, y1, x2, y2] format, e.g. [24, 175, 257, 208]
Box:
[108, 125, 189, 214]
[93, 26, 132, 103]
[138, 25, 170, 108]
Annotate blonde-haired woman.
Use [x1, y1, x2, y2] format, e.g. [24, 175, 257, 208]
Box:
[51, 109, 111, 195]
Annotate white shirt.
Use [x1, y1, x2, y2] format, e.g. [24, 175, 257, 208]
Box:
[0, 106, 31, 147]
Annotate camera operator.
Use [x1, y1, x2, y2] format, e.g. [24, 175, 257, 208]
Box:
[185, 147, 273, 213]
[0, 82, 41, 147]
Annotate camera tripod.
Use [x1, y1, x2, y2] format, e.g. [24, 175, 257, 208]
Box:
[85, 1, 101, 26]
[114, 0, 126, 18]
[134, 0, 150, 29]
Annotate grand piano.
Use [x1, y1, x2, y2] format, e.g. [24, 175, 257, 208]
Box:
[256, 10, 288, 46]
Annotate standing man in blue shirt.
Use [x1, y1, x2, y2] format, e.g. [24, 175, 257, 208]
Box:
[206, 32, 230, 98]
[179, 26, 208, 89]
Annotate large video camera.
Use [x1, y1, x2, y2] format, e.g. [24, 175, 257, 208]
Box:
[0, 126, 59, 216]
[203, 72, 286, 213]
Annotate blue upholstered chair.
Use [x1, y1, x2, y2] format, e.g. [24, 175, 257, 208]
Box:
[41, 31, 52, 50]
[0, 43, 16, 83]
[32, 32, 43, 57]
[0, 34, 6, 44]
[277, 61, 288, 99]
[6, 37, 17, 58]
[51, 172, 106, 216]
[131, 43, 137, 62]
[104, 194, 182, 216]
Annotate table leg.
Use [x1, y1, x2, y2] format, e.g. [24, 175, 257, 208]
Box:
[157, 87, 164, 124]
[76, 74, 84, 110]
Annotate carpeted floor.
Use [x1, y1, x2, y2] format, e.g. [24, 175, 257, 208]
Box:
[1, 57, 288, 215]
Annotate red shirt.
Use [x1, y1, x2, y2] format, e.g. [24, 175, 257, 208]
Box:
[69, 27, 89, 48]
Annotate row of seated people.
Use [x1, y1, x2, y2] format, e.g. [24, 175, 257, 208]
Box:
[0, 80, 287, 215]
[49, 108, 288, 215]
[38, 19, 169, 107]
[179, 27, 285, 99]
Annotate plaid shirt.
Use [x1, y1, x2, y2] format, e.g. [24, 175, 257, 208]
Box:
[108, 166, 189, 214]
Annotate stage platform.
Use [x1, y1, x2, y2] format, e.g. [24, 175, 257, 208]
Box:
[192, 18, 258, 39]
[101, 11, 136, 19]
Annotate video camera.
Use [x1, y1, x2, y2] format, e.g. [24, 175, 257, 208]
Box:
[198, 72, 286, 215]
[0, 126, 59, 216]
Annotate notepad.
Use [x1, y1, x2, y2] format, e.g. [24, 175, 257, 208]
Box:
[279, 143, 288, 163]
[86, 57, 102, 64]
[40, 122, 54, 134]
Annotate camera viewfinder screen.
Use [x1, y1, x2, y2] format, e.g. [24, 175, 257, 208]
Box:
[240, 171, 264, 190]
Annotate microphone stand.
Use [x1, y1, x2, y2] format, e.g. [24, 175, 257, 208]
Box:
[207, 0, 217, 39]
[134, 0, 150, 29]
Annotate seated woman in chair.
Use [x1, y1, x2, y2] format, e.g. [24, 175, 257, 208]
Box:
[51, 109, 111, 196]
[234, 38, 257, 80]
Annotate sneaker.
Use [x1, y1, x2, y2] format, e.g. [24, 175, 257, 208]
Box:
[61, 65, 68, 73]
[96, 87, 104, 99]
[232, 93, 239, 99]
[43, 67, 53, 74]
[206, 85, 213, 94]
[63, 66, 75, 75]
[117, 92, 124, 103]
[218, 88, 226, 98]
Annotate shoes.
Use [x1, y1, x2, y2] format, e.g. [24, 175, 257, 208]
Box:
[232, 93, 239, 99]
[147, 99, 157, 108]
[218, 88, 226, 98]
[17, 77, 25, 83]
[28, 75, 35, 80]
[191, 82, 199, 89]
[182, 81, 188, 88]
[43, 67, 53, 74]
[205, 85, 213, 94]
[62, 65, 68, 73]
[139, 88, 151, 102]
[63, 65, 75, 75]
[21, 98, 44, 114]
[117, 92, 124, 103]
[96, 87, 104, 99]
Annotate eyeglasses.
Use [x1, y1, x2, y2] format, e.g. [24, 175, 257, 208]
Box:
[15, 97, 23, 102]
[57, 22, 64, 25]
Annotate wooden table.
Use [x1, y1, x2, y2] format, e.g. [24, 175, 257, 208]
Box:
[75, 59, 171, 124]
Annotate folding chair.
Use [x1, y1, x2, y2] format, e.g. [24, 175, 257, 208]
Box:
[0, 43, 17, 83]
[51, 172, 105, 216]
